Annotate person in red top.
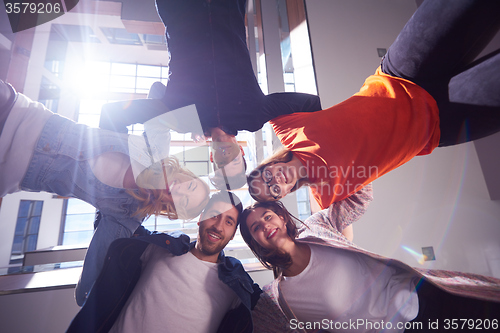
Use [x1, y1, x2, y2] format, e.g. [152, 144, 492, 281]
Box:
[248, 0, 500, 208]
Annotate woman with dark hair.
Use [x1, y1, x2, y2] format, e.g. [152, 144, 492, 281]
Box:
[239, 184, 500, 332]
[247, 0, 500, 208]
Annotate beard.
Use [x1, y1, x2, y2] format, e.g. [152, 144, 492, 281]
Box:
[196, 225, 230, 257]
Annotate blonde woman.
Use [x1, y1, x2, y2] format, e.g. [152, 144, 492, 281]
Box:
[0, 80, 210, 305]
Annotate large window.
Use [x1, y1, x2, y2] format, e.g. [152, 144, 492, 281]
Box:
[296, 187, 312, 220]
[249, 0, 316, 219]
[276, 0, 317, 95]
[61, 199, 96, 246]
[100, 27, 143, 46]
[10, 200, 43, 264]
[76, 62, 170, 128]
[38, 76, 61, 112]
[59, 60, 190, 246]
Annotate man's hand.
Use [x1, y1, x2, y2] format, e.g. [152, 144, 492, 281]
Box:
[191, 133, 206, 143]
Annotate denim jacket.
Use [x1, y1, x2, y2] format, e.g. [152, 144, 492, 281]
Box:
[67, 231, 262, 333]
[20, 114, 143, 305]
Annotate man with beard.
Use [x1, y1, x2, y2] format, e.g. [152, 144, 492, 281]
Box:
[67, 191, 261, 333]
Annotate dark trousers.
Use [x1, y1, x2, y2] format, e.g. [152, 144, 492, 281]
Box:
[381, 0, 500, 146]
[405, 279, 500, 332]
[99, 0, 322, 136]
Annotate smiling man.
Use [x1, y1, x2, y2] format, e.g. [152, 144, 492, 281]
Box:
[191, 191, 241, 263]
[68, 191, 261, 333]
[209, 127, 247, 191]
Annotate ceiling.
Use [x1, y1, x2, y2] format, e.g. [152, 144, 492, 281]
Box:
[101, 0, 161, 22]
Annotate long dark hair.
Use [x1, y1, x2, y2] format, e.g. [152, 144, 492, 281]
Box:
[239, 200, 301, 277]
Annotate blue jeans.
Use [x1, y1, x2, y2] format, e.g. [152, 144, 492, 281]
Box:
[381, 0, 500, 146]
[407, 279, 500, 332]
[20, 114, 142, 306]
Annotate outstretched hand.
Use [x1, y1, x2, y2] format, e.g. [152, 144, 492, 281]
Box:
[191, 133, 206, 143]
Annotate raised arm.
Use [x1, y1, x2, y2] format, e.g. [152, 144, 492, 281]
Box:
[299, 183, 373, 239]
[328, 182, 373, 232]
[264, 92, 322, 120]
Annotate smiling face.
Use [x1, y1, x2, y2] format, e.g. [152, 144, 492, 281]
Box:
[210, 141, 246, 179]
[214, 149, 246, 179]
[192, 200, 239, 262]
[245, 207, 294, 251]
[211, 141, 242, 167]
[248, 162, 299, 201]
[131, 158, 209, 219]
[168, 173, 210, 219]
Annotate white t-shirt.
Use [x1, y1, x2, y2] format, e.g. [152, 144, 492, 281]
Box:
[110, 245, 241, 333]
[280, 244, 418, 333]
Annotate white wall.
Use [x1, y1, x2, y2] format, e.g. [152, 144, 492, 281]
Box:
[306, 0, 417, 108]
[0, 288, 80, 333]
[306, 0, 500, 277]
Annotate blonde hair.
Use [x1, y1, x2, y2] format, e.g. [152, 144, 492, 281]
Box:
[247, 148, 309, 202]
[129, 156, 210, 220]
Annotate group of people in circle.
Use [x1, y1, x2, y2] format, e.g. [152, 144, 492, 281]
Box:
[1, 0, 500, 332]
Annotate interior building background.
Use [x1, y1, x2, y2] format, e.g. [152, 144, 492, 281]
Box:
[0, 0, 499, 332]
